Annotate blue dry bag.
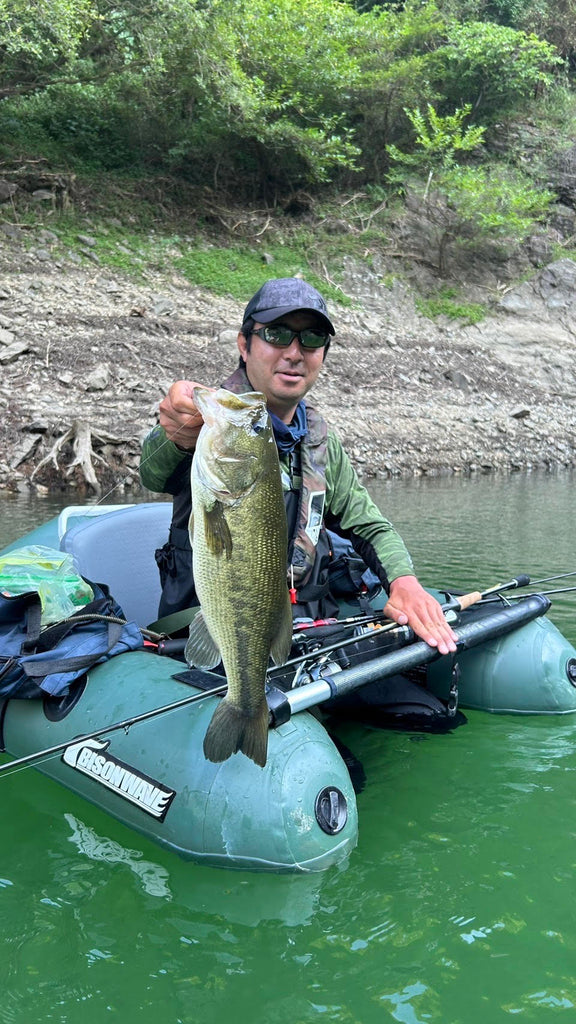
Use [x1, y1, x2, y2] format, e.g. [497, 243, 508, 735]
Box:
[0, 583, 143, 699]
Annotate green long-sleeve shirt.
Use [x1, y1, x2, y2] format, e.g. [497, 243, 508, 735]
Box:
[140, 424, 414, 585]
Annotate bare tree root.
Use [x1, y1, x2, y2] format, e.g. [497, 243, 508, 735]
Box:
[30, 420, 123, 495]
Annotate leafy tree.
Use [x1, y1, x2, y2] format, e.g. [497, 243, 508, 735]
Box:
[387, 103, 486, 168]
[515, 1, 576, 62]
[345, 1, 448, 176]
[435, 0, 576, 60]
[175, 0, 363, 189]
[0, 0, 570, 200]
[431, 20, 563, 117]
[0, 0, 97, 98]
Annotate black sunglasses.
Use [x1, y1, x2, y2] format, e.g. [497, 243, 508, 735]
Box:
[251, 324, 330, 350]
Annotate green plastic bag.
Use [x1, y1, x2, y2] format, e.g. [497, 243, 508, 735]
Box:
[0, 545, 94, 623]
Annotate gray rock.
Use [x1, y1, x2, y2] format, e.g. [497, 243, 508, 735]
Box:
[1, 223, 25, 241]
[24, 420, 50, 433]
[37, 229, 59, 244]
[0, 339, 29, 363]
[498, 282, 540, 317]
[444, 368, 470, 389]
[85, 365, 110, 391]
[0, 181, 18, 202]
[216, 328, 240, 351]
[77, 234, 97, 247]
[537, 259, 576, 310]
[361, 314, 384, 334]
[10, 434, 42, 468]
[79, 248, 100, 264]
[0, 327, 15, 346]
[151, 296, 175, 316]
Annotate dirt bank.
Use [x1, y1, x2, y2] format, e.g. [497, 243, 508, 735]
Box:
[1, 224, 575, 498]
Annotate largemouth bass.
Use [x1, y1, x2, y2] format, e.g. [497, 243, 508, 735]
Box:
[185, 387, 293, 768]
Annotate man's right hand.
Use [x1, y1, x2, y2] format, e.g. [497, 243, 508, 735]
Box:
[159, 380, 207, 450]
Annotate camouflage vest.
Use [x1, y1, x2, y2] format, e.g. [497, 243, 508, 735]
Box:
[224, 366, 329, 588]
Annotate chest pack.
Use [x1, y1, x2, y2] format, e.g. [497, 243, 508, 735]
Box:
[0, 584, 143, 700]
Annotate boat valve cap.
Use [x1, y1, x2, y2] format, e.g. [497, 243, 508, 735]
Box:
[315, 786, 348, 835]
[566, 658, 576, 687]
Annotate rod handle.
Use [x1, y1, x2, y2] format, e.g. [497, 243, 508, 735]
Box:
[454, 590, 483, 611]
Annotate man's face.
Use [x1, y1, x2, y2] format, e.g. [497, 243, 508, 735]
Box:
[236, 312, 327, 423]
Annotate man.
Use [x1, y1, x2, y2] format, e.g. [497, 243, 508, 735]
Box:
[140, 277, 456, 655]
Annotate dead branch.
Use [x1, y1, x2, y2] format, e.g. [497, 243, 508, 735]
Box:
[29, 420, 124, 495]
[69, 421, 106, 493]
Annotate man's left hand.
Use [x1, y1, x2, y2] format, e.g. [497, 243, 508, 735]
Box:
[384, 575, 457, 655]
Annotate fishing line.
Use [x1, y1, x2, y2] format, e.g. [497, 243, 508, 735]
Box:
[92, 408, 200, 509]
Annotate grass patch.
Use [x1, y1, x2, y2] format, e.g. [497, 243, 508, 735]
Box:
[415, 287, 486, 325]
[5, 182, 355, 303]
[174, 244, 350, 306]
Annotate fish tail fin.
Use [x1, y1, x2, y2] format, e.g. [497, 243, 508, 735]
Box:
[203, 699, 269, 768]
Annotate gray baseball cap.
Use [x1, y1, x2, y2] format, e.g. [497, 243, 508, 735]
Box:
[242, 277, 335, 335]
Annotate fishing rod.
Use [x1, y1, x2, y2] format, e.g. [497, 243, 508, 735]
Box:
[0, 682, 227, 774]
[0, 583, 558, 776]
[267, 618, 411, 678]
[483, 585, 576, 602]
[151, 582, 514, 674]
[282, 593, 552, 718]
[268, 584, 492, 681]
[522, 571, 576, 587]
[477, 573, 531, 597]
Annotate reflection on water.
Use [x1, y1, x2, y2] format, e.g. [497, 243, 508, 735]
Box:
[65, 814, 173, 899]
[0, 490, 101, 549]
[369, 471, 576, 640]
[1, 472, 576, 1024]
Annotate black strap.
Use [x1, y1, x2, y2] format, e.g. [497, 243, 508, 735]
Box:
[23, 596, 43, 650]
[21, 597, 113, 656]
[22, 620, 124, 678]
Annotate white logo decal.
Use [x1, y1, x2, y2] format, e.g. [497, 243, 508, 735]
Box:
[62, 738, 176, 821]
[305, 491, 325, 547]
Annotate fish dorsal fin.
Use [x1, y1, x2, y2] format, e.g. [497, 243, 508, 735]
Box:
[203, 500, 232, 559]
[269, 592, 294, 666]
[185, 609, 222, 670]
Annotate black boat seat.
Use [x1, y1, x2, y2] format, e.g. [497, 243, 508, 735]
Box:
[59, 503, 172, 627]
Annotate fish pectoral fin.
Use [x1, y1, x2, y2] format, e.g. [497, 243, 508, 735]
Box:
[203, 501, 233, 559]
[185, 608, 222, 670]
[269, 594, 294, 666]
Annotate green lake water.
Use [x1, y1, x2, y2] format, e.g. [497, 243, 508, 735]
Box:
[1, 472, 575, 1024]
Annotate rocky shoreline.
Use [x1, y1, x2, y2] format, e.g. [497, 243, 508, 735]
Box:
[1, 222, 575, 498]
